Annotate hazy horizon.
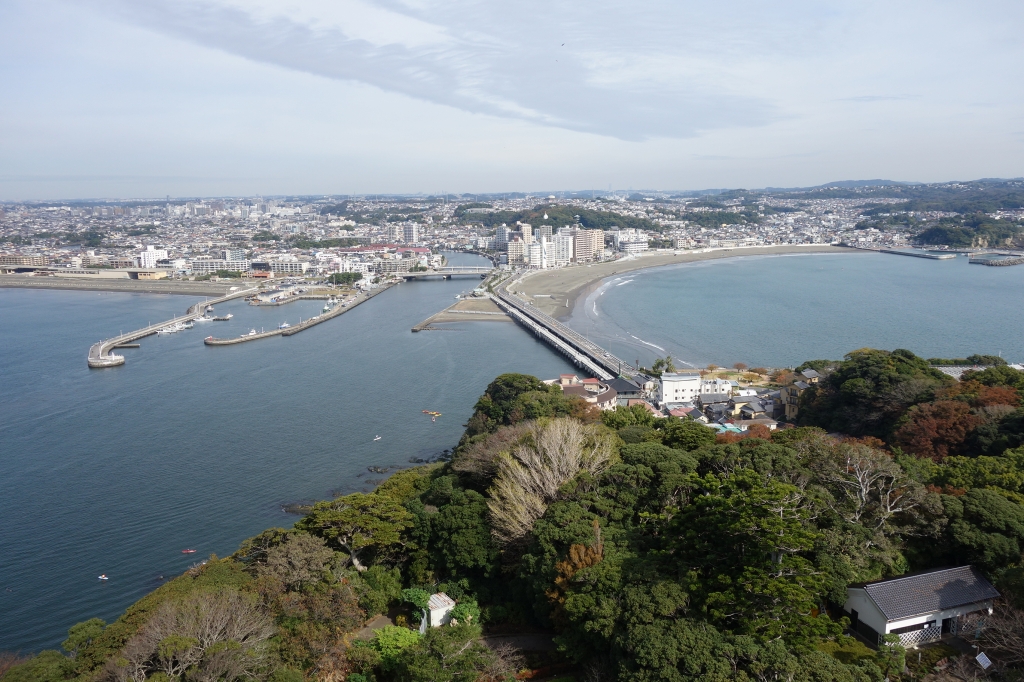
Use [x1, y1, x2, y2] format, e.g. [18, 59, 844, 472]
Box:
[2, 0, 1022, 200]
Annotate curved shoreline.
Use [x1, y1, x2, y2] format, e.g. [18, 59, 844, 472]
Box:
[517, 244, 861, 319]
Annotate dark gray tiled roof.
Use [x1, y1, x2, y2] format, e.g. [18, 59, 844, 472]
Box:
[861, 566, 1000, 621]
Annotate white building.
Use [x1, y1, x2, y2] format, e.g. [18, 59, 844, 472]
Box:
[403, 222, 419, 244]
[844, 566, 998, 648]
[701, 378, 734, 395]
[139, 246, 168, 268]
[428, 592, 456, 629]
[658, 372, 702, 405]
[552, 234, 574, 267]
[189, 258, 251, 275]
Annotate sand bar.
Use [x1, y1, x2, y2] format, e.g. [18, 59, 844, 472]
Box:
[517, 245, 860, 318]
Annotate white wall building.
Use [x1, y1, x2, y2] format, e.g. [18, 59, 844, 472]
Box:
[843, 566, 998, 648]
[658, 372, 702, 404]
[139, 246, 168, 268]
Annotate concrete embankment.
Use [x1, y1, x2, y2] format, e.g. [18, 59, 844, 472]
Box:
[88, 287, 258, 368]
[411, 297, 508, 331]
[204, 283, 395, 347]
[1, 275, 239, 297]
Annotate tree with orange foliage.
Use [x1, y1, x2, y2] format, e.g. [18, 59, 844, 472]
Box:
[545, 520, 604, 627]
[894, 400, 984, 460]
[938, 380, 1021, 408]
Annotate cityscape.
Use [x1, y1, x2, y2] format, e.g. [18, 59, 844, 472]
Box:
[5, 182, 1024, 283]
[3, 1, 1024, 681]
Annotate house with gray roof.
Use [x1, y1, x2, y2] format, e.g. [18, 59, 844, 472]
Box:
[843, 566, 999, 648]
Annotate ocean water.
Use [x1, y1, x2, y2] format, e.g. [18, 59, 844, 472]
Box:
[0, 254, 575, 653]
[567, 251, 1024, 370]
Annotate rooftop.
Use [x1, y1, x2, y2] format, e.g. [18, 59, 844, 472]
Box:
[857, 566, 999, 622]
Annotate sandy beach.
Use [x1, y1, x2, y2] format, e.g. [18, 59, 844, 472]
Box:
[517, 245, 861, 318]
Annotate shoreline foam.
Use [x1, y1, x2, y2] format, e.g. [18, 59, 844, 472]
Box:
[517, 245, 860, 319]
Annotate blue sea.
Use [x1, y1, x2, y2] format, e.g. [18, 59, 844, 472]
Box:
[0, 253, 575, 653]
[5, 249, 1024, 654]
[566, 251, 1024, 369]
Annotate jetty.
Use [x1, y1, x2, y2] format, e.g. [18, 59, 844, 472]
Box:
[87, 287, 258, 368]
[877, 248, 956, 260]
[204, 283, 395, 347]
[969, 253, 1024, 266]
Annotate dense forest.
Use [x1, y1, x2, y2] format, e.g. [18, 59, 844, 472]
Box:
[8, 351, 1024, 681]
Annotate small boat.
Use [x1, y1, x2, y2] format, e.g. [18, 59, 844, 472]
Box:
[247, 329, 257, 336]
[373, 435, 382, 441]
[156, 328, 172, 335]
[181, 549, 197, 554]
[323, 304, 331, 312]
[181, 322, 194, 329]
[278, 322, 290, 329]
[206, 305, 214, 312]
[98, 574, 109, 581]
[195, 316, 212, 322]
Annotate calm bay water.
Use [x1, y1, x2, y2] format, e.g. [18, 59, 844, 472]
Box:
[0, 254, 575, 653]
[567, 251, 1024, 370]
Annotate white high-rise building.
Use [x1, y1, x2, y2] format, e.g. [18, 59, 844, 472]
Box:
[403, 222, 419, 244]
[527, 238, 550, 269]
[139, 245, 168, 268]
[552, 234, 574, 267]
[495, 225, 512, 249]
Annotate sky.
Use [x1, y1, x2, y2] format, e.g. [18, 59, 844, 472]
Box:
[0, 0, 1022, 199]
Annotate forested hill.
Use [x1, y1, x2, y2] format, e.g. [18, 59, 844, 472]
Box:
[8, 352, 1024, 681]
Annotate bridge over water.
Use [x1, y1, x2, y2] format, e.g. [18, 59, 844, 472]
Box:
[492, 274, 638, 381]
[399, 266, 492, 280]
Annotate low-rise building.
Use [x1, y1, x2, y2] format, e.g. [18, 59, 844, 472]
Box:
[843, 566, 998, 648]
[659, 372, 701, 405]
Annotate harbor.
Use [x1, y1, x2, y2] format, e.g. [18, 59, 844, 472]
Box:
[204, 283, 395, 346]
[87, 287, 258, 367]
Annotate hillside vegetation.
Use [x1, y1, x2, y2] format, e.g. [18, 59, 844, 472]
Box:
[8, 357, 1024, 681]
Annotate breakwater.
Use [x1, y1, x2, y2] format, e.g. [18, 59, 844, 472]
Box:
[878, 248, 956, 260]
[970, 255, 1024, 266]
[87, 287, 258, 367]
[204, 283, 395, 346]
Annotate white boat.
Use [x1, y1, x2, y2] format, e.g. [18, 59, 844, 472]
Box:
[373, 435, 382, 441]
[248, 329, 257, 336]
[223, 313, 233, 320]
[181, 322, 194, 329]
[278, 322, 290, 329]
[323, 304, 331, 312]
[206, 305, 214, 312]
[156, 328, 172, 335]
[195, 316, 213, 322]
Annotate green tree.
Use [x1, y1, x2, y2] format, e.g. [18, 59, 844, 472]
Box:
[296, 493, 413, 571]
[357, 565, 404, 615]
[328, 272, 362, 285]
[660, 418, 716, 451]
[668, 470, 831, 641]
[391, 623, 495, 682]
[62, 618, 106, 659]
[602, 404, 658, 430]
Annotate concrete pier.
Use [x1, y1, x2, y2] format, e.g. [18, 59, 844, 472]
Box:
[204, 283, 395, 346]
[87, 287, 258, 368]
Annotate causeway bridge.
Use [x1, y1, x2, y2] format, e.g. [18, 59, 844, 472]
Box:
[87, 287, 258, 368]
[400, 266, 492, 280]
[492, 275, 637, 381]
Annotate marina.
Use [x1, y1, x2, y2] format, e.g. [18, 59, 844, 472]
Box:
[87, 288, 257, 367]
